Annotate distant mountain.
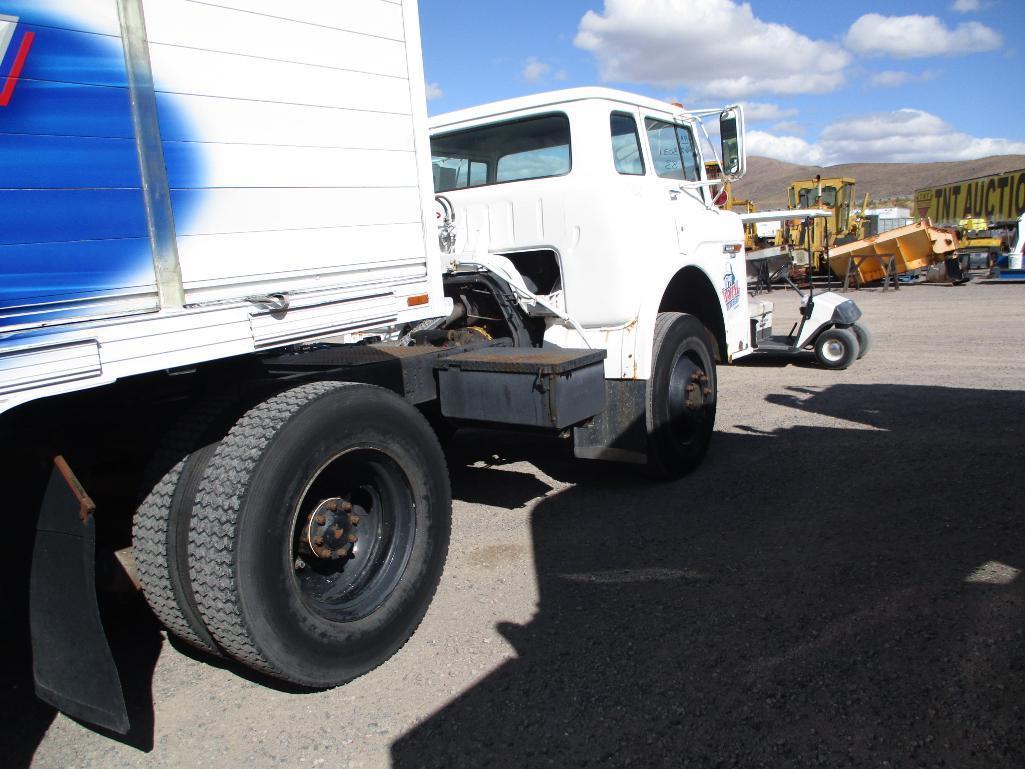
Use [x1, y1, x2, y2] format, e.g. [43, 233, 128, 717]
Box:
[732, 155, 1025, 210]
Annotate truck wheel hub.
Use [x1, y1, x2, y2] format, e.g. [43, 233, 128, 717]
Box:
[678, 365, 710, 413]
[300, 497, 360, 561]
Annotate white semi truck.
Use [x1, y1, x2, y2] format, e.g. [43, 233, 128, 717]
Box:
[2, 0, 756, 732]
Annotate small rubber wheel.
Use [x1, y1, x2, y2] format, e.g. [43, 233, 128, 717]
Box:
[814, 327, 859, 369]
[188, 382, 451, 687]
[645, 312, 717, 480]
[133, 397, 240, 655]
[852, 323, 872, 359]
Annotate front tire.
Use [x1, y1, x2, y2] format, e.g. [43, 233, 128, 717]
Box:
[814, 327, 859, 369]
[645, 312, 717, 479]
[188, 382, 451, 687]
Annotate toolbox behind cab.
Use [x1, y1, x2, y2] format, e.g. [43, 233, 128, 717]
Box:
[435, 347, 606, 429]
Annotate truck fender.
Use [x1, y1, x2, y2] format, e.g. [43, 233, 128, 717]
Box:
[631, 262, 729, 380]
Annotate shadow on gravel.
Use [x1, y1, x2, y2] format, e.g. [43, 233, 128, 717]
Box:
[448, 464, 556, 510]
[732, 350, 820, 368]
[394, 384, 1025, 768]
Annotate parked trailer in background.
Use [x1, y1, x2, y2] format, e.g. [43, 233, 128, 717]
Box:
[3, 1, 752, 735]
[914, 168, 1025, 228]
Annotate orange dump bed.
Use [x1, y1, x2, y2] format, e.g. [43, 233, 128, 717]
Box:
[829, 221, 958, 282]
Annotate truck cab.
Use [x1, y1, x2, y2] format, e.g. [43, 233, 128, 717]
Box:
[429, 88, 752, 383]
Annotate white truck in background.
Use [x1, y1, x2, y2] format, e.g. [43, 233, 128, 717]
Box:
[1, 0, 751, 732]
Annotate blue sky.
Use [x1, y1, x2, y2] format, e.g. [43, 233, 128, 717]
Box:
[420, 0, 1025, 165]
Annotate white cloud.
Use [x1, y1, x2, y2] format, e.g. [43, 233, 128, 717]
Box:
[425, 82, 443, 101]
[522, 57, 552, 82]
[845, 14, 1001, 58]
[820, 109, 1025, 162]
[751, 108, 1025, 165]
[772, 121, 804, 135]
[952, 0, 985, 12]
[741, 102, 799, 124]
[574, 0, 850, 98]
[869, 69, 940, 87]
[870, 70, 912, 87]
[748, 130, 827, 165]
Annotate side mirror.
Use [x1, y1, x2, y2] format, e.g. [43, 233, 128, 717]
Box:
[719, 106, 745, 180]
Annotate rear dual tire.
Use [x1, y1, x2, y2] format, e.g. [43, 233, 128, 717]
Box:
[133, 396, 241, 655]
[186, 382, 450, 687]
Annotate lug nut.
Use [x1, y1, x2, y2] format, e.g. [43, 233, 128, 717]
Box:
[348, 533, 358, 543]
[341, 501, 353, 512]
[316, 514, 327, 525]
[314, 535, 324, 546]
[349, 514, 360, 525]
[325, 500, 337, 511]
[703, 388, 712, 396]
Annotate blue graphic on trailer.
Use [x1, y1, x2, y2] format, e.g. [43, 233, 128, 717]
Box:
[0, 5, 198, 332]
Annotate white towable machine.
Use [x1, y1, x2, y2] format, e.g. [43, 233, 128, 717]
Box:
[742, 210, 869, 369]
[3, 1, 759, 732]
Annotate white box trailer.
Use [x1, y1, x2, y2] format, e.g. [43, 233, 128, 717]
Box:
[0, 0, 446, 413]
[2, 1, 752, 736]
[2, 0, 455, 733]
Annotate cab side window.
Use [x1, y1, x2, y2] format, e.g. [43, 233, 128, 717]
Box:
[644, 118, 700, 182]
[610, 113, 644, 175]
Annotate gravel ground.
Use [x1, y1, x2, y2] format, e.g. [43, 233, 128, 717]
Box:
[7, 281, 1025, 768]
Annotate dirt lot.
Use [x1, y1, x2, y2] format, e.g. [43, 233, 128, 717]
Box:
[7, 282, 1025, 768]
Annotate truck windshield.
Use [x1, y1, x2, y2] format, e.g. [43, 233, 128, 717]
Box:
[431, 113, 571, 192]
[644, 118, 700, 182]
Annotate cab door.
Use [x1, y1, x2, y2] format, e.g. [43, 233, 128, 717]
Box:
[642, 116, 718, 258]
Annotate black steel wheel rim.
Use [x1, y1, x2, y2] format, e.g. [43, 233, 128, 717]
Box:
[289, 448, 416, 624]
[666, 351, 706, 445]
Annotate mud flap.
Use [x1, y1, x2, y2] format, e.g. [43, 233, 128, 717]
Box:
[30, 458, 129, 734]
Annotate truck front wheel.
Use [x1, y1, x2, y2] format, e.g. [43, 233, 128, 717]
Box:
[645, 312, 716, 479]
[188, 382, 450, 687]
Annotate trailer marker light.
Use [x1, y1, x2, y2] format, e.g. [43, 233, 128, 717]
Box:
[724, 243, 743, 254]
[407, 294, 429, 307]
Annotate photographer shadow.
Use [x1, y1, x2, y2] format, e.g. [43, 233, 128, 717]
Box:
[394, 384, 1025, 767]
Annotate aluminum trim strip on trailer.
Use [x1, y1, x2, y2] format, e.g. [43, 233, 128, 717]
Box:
[117, 0, 185, 309]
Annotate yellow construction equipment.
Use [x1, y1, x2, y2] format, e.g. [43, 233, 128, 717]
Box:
[778, 175, 865, 271]
[747, 173, 959, 287]
[706, 161, 758, 248]
[828, 221, 958, 285]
